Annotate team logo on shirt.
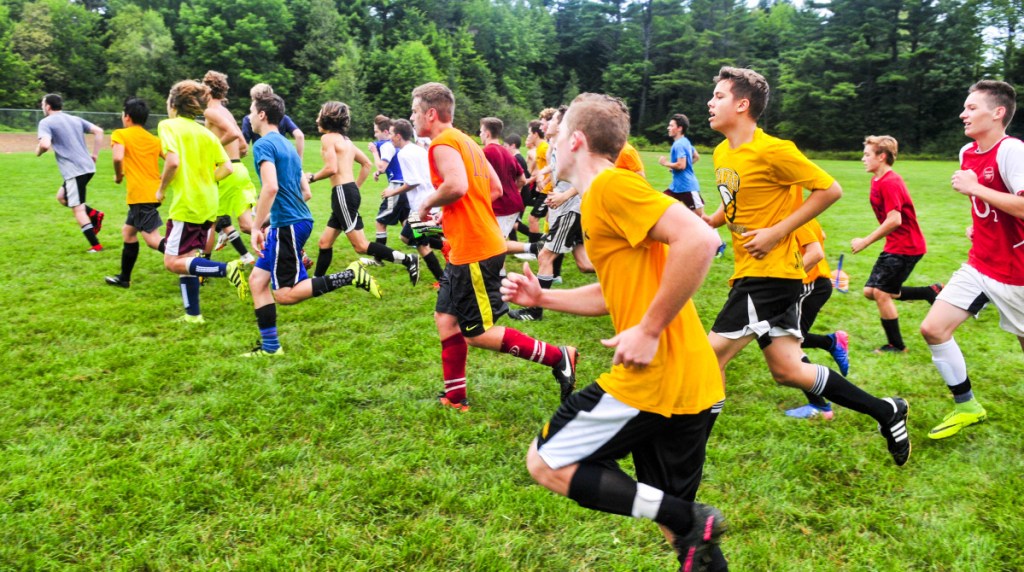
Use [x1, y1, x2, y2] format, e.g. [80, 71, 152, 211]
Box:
[982, 166, 996, 183]
[716, 167, 746, 232]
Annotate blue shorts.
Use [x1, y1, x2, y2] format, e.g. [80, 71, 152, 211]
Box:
[255, 220, 313, 290]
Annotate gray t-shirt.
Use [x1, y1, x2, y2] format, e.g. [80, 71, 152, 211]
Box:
[38, 112, 97, 179]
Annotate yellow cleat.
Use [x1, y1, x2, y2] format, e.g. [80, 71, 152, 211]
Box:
[928, 405, 987, 440]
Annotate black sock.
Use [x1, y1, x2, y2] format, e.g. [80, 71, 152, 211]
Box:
[706, 399, 725, 439]
[423, 251, 444, 280]
[553, 253, 564, 278]
[81, 223, 100, 247]
[900, 286, 937, 303]
[120, 241, 140, 280]
[255, 303, 277, 330]
[567, 463, 695, 534]
[157, 238, 166, 253]
[810, 364, 892, 423]
[800, 356, 830, 407]
[311, 269, 355, 296]
[315, 247, 333, 277]
[229, 231, 248, 256]
[802, 332, 833, 351]
[881, 318, 904, 349]
[375, 231, 387, 245]
[366, 241, 400, 263]
[428, 237, 444, 250]
[528, 241, 543, 255]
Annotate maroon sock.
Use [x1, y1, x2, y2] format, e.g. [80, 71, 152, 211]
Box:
[441, 334, 468, 402]
[500, 328, 563, 367]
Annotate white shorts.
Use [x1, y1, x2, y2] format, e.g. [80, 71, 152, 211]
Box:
[937, 263, 1024, 336]
[496, 213, 519, 238]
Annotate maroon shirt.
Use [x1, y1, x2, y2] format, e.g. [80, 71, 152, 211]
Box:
[483, 143, 524, 216]
[870, 170, 926, 256]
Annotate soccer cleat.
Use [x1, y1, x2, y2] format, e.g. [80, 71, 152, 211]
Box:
[86, 244, 104, 253]
[514, 252, 537, 261]
[878, 397, 911, 466]
[240, 252, 256, 265]
[357, 257, 383, 267]
[829, 330, 850, 376]
[874, 344, 908, 354]
[928, 282, 944, 304]
[404, 253, 420, 286]
[173, 314, 206, 325]
[715, 242, 727, 258]
[552, 276, 563, 285]
[928, 401, 986, 440]
[673, 503, 727, 572]
[214, 230, 229, 251]
[784, 403, 834, 420]
[91, 210, 104, 234]
[437, 391, 470, 412]
[347, 261, 383, 299]
[552, 346, 579, 402]
[241, 345, 284, 357]
[509, 307, 542, 321]
[104, 275, 130, 288]
[225, 259, 250, 301]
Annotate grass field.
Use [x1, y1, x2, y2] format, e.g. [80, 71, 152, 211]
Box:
[1, 138, 1022, 571]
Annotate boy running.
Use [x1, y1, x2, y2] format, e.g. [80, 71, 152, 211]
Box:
[411, 82, 578, 411]
[921, 80, 1024, 439]
[105, 97, 165, 288]
[390, 119, 446, 282]
[659, 114, 703, 214]
[368, 115, 411, 248]
[243, 94, 381, 357]
[852, 135, 942, 353]
[703, 67, 910, 465]
[501, 93, 727, 572]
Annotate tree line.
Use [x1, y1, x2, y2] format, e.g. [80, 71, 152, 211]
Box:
[1, 0, 1021, 151]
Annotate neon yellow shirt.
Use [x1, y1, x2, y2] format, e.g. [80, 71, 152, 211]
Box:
[158, 117, 229, 223]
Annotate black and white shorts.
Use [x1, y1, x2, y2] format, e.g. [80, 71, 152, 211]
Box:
[125, 203, 163, 233]
[543, 211, 584, 255]
[435, 253, 509, 337]
[62, 173, 94, 208]
[254, 220, 312, 290]
[712, 277, 804, 349]
[164, 219, 212, 257]
[536, 383, 711, 501]
[865, 252, 923, 295]
[376, 186, 410, 226]
[664, 189, 705, 212]
[327, 182, 364, 233]
[799, 277, 834, 335]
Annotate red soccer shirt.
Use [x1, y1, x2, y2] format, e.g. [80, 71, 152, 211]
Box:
[870, 170, 927, 256]
[960, 136, 1024, 285]
[483, 143, 524, 217]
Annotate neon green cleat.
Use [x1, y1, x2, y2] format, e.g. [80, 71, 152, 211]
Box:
[173, 314, 206, 325]
[241, 346, 284, 357]
[928, 401, 987, 440]
[347, 261, 383, 299]
[226, 259, 250, 301]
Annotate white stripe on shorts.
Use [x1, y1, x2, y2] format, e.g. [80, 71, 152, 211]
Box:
[164, 221, 185, 256]
[537, 392, 640, 470]
[64, 177, 82, 207]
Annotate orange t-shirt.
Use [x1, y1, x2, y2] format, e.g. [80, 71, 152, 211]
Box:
[429, 128, 506, 264]
[795, 219, 831, 283]
[615, 142, 644, 175]
[111, 126, 161, 204]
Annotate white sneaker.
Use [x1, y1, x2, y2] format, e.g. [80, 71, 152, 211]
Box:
[240, 252, 255, 265]
[358, 257, 383, 267]
[514, 253, 537, 260]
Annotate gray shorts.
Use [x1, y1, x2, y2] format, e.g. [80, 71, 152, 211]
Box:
[125, 203, 163, 233]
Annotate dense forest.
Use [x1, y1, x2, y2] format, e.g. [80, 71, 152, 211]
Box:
[1, 0, 1022, 150]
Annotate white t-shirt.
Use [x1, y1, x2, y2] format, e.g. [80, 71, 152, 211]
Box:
[396, 142, 435, 212]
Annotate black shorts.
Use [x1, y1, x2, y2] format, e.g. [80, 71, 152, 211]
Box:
[530, 191, 549, 219]
[712, 277, 804, 349]
[536, 383, 710, 501]
[376, 191, 410, 226]
[520, 183, 536, 213]
[435, 253, 509, 337]
[664, 190, 705, 212]
[327, 182, 364, 233]
[865, 252, 923, 295]
[125, 203, 163, 233]
[214, 214, 232, 232]
[62, 173, 94, 208]
[799, 277, 833, 335]
[543, 211, 584, 254]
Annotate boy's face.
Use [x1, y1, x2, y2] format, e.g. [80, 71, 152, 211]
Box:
[121, 112, 130, 127]
[390, 126, 403, 148]
[546, 114, 560, 139]
[667, 119, 681, 138]
[861, 145, 885, 173]
[553, 111, 575, 179]
[960, 91, 1004, 140]
[248, 101, 262, 132]
[526, 131, 537, 147]
[410, 98, 429, 137]
[708, 80, 742, 133]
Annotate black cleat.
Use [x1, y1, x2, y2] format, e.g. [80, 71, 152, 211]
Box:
[879, 397, 911, 466]
[673, 503, 727, 572]
[104, 275, 130, 288]
[552, 346, 579, 402]
[509, 307, 542, 321]
[404, 253, 420, 286]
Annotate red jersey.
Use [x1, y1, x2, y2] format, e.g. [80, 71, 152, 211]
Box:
[870, 170, 926, 256]
[483, 143, 524, 216]
[428, 128, 506, 265]
[960, 136, 1024, 285]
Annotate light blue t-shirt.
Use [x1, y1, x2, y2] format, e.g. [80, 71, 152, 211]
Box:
[252, 131, 312, 228]
[670, 136, 699, 194]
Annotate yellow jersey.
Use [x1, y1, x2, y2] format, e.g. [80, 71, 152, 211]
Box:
[111, 126, 161, 204]
[614, 142, 644, 175]
[794, 218, 831, 284]
[535, 140, 551, 194]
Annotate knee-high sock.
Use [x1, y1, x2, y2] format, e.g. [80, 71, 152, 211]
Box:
[255, 303, 279, 352]
[500, 328, 562, 366]
[120, 241, 140, 280]
[441, 334, 468, 402]
[807, 364, 892, 423]
[568, 463, 695, 535]
[423, 251, 443, 280]
[180, 276, 201, 316]
[881, 318, 905, 349]
[928, 338, 973, 403]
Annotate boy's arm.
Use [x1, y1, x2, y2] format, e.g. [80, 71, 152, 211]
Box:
[251, 160, 278, 255]
[702, 205, 726, 228]
[802, 240, 824, 271]
[214, 159, 233, 181]
[354, 147, 373, 188]
[308, 135, 337, 183]
[112, 143, 125, 184]
[501, 263, 608, 316]
[851, 210, 901, 253]
[953, 169, 1024, 219]
[89, 124, 104, 162]
[292, 128, 305, 159]
[743, 181, 842, 259]
[155, 151, 179, 202]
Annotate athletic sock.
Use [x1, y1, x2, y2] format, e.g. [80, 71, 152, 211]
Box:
[881, 318, 905, 349]
[423, 251, 444, 280]
[899, 286, 937, 303]
[808, 364, 892, 423]
[187, 257, 227, 277]
[180, 276, 201, 316]
[366, 241, 402, 263]
[802, 332, 833, 351]
[314, 247, 333, 277]
[567, 463, 695, 534]
[375, 231, 388, 245]
[499, 328, 563, 367]
[310, 269, 355, 297]
[228, 230, 248, 256]
[528, 241, 543, 255]
[706, 399, 725, 438]
[799, 356, 831, 407]
[255, 303, 280, 352]
[553, 253, 564, 278]
[538, 275, 554, 290]
[157, 238, 166, 253]
[928, 338, 974, 403]
[81, 223, 100, 247]
[120, 241, 140, 280]
[441, 333, 468, 403]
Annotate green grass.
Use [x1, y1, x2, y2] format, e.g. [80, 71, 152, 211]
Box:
[1, 139, 1022, 571]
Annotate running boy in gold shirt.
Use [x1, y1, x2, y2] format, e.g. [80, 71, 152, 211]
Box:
[703, 66, 910, 465]
[502, 93, 727, 572]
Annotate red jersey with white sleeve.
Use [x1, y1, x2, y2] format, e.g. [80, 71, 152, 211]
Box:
[870, 170, 927, 256]
[959, 136, 1024, 286]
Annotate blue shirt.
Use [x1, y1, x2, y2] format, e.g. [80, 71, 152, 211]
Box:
[253, 131, 312, 228]
[670, 136, 699, 193]
[374, 139, 404, 183]
[242, 114, 299, 144]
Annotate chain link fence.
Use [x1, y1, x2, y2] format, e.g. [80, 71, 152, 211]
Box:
[0, 108, 168, 133]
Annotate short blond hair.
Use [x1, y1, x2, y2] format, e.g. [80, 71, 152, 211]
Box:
[250, 83, 274, 99]
[412, 83, 455, 123]
[565, 93, 630, 162]
[538, 108, 557, 121]
[864, 135, 898, 165]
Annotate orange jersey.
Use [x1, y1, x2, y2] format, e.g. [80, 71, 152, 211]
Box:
[429, 128, 506, 264]
[535, 140, 551, 194]
[614, 142, 644, 174]
[111, 126, 161, 204]
[794, 218, 831, 283]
